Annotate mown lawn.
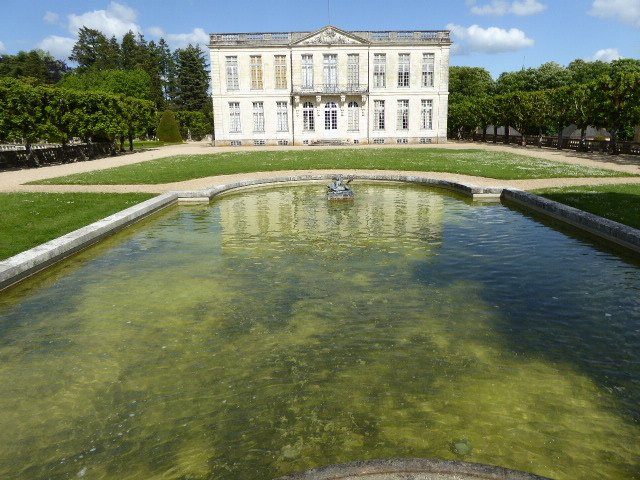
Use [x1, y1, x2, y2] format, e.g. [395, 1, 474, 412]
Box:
[0, 193, 155, 260]
[536, 184, 640, 230]
[31, 148, 626, 185]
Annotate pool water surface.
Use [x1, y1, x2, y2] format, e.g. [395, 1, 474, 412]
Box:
[0, 183, 639, 479]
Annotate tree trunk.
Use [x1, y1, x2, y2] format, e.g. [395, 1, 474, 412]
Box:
[493, 126, 497, 143]
[128, 132, 134, 152]
[503, 125, 510, 144]
[557, 128, 563, 150]
[482, 126, 487, 143]
[25, 142, 39, 167]
[579, 127, 587, 152]
[110, 138, 117, 156]
[119, 135, 125, 152]
[609, 129, 619, 155]
[61, 139, 69, 163]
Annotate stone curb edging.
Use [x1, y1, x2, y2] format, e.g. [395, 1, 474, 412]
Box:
[273, 458, 552, 480]
[2, 173, 639, 291]
[502, 189, 640, 254]
[189, 173, 505, 200]
[0, 192, 179, 291]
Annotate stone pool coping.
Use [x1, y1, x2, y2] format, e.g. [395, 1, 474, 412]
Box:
[273, 458, 552, 480]
[2, 173, 639, 290]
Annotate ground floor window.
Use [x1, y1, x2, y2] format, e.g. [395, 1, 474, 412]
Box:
[374, 100, 385, 130]
[303, 102, 315, 131]
[422, 99, 433, 130]
[276, 101, 289, 132]
[229, 102, 241, 133]
[397, 99, 409, 130]
[348, 101, 359, 131]
[324, 102, 338, 130]
[253, 102, 264, 132]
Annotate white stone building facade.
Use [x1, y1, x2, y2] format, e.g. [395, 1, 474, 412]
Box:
[209, 26, 451, 146]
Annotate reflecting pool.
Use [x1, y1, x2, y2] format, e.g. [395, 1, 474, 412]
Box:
[0, 184, 639, 480]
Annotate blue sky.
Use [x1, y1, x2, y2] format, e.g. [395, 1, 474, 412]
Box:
[0, 0, 639, 77]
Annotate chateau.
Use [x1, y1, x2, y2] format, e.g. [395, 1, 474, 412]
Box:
[209, 26, 451, 146]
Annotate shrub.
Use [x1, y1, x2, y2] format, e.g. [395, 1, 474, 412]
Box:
[175, 110, 212, 141]
[156, 110, 182, 143]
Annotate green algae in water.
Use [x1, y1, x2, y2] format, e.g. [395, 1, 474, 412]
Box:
[0, 184, 639, 480]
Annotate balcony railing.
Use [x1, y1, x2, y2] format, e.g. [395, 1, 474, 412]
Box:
[292, 83, 369, 95]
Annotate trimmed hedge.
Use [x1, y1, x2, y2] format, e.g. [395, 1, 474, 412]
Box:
[156, 110, 182, 143]
[0, 78, 155, 157]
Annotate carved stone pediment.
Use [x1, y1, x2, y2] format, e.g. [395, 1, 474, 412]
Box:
[295, 26, 368, 46]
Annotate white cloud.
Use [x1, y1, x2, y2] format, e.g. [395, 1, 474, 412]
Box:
[166, 28, 209, 48]
[37, 35, 76, 60]
[468, 0, 546, 16]
[35, 3, 209, 60]
[589, 0, 640, 27]
[592, 48, 622, 62]
[447, 23, 534, 54]
[0, 41, 6, 54]
[43, 11, 60, 24]
[68, 1, 141, 37]
[147, 26, 165, 38]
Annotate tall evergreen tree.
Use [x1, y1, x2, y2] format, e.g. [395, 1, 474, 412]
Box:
[120, 31, 139, 70]
[173, 45, 209, 112]
[145, 40, 166, 108]
[69, 27, 109, 69]
[158, 38, 177, 103]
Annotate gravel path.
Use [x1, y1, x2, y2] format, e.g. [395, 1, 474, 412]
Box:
[1, 141, 639, 194]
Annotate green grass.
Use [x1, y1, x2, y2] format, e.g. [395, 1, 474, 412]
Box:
[0, 193, 155, 260]
[133, 140, 183, 149]
[31, 148, 627, 185]
[535, 184, 640, 230]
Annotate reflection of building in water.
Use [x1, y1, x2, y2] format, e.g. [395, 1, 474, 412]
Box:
[217, 186, 444, 248]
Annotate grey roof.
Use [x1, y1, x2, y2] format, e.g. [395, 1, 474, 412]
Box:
[484, 125, 523, 136]
[562, 124, 611, 139]
[209, 25, 451, 47]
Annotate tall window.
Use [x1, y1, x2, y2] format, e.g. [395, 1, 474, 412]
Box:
[276, 101, 288, 132]
[303, 102, 315, 131]
[398, 54, 410, 87]
[373, 54, 386, 88]
[229, 102, 241, 133]
[347, 54, 359, 89]
[348, 101, 359, 131]
[324, 102, 338, 130]
[301, 54, 313, 89]
[397, 100, 409, 130]
[374, 100, 385, 130]
[250, 55, 263, 90]
[422, 53, 435, 87]
[323, 54, 338, 92]
[253, 102, 264, 132]
[274, 55, 287, 89]
[421, 99, 433, 129]
[226, 56, 238, 90]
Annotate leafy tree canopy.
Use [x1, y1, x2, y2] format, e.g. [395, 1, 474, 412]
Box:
[0, 50, 69, 84]
[59, 69, 153, 101]
[449, 66, 494, 104]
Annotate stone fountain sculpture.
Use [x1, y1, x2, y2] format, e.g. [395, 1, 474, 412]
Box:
[327, 175, 354, 201]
